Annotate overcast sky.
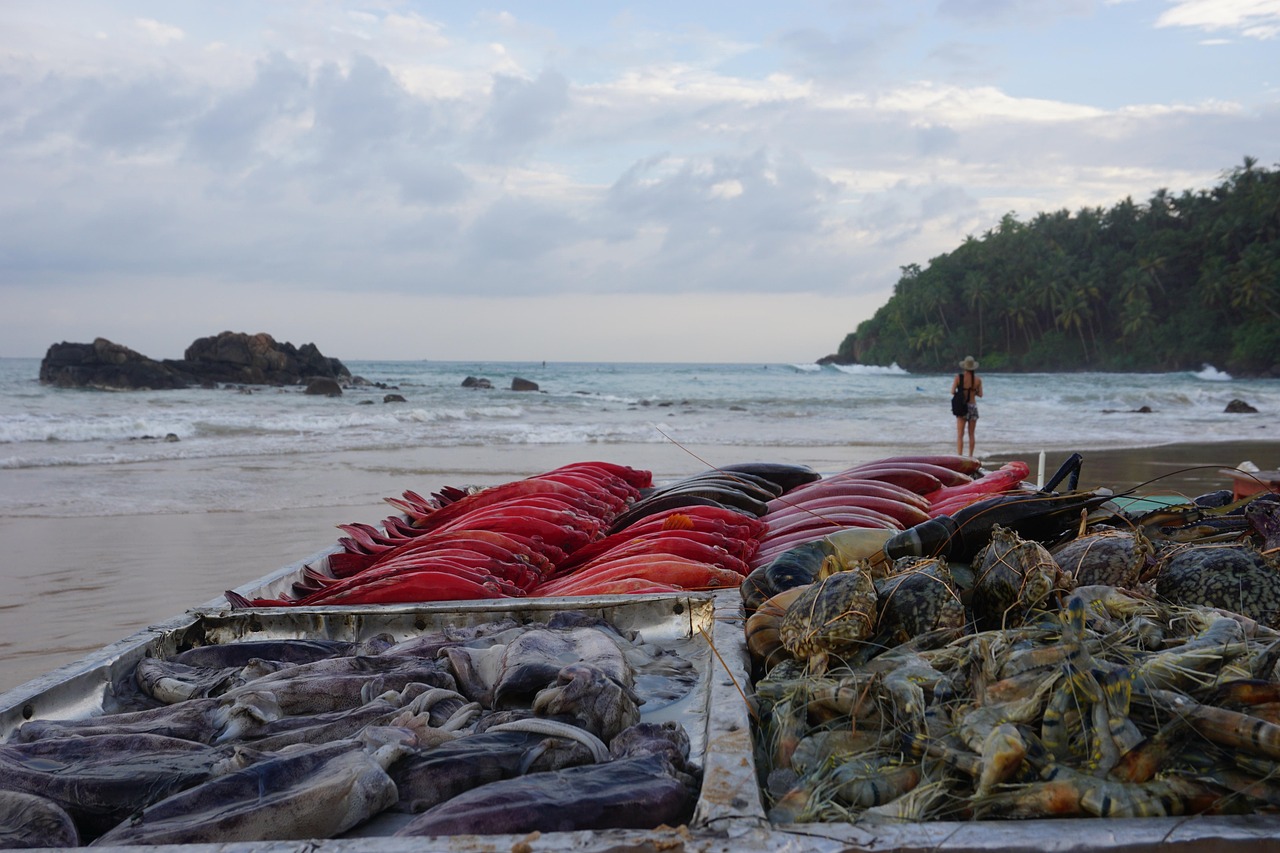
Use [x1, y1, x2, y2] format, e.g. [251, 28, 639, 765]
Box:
[1, 1, 1276, 363]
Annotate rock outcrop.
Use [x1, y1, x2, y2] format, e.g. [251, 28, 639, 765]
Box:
[39, 338, 190, 390]
[511, 377, 539, 391]
[39, 332, 350, 391]
[177, 332, 349, 386]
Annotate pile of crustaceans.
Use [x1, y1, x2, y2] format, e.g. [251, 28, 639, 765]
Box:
[742, 452, 1280, 825]
[0, 610, 705, 846]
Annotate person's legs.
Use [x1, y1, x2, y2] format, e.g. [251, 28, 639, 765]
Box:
[966, 419, 977, 456]
[955, 417, 965, 455]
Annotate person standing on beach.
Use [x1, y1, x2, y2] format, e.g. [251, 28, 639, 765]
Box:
[951, 356, 983, 457]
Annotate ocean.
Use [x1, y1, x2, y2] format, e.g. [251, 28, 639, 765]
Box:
[0, 356, 1277, 692]
[1, 357, 1277, 518]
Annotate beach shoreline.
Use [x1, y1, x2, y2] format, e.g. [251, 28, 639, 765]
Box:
[2, 438, 1274, 694]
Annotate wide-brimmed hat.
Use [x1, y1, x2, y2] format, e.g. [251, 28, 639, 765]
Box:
[959, 356, 978, 370]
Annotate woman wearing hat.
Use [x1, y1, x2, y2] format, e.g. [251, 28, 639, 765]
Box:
[951, 356, 983, 457]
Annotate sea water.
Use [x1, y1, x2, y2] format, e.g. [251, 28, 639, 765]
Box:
[0, 357, 1276, 516]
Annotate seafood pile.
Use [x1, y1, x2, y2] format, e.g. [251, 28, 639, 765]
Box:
[227, 461, 780, 605]
[745, 475, 1280, 824]
[0, 610, 705, 846]
[228, 455, 1025, 609]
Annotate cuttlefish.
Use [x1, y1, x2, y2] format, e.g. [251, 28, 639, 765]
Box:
[90, 727, 415, 846]
[395, 721, 697, 837]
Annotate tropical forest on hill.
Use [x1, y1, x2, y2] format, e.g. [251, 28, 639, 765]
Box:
[832, 157, 1280, 376]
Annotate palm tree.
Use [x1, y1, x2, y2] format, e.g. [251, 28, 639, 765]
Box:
[962, 271, 990, 356]
[1229, 245, 1280, 321]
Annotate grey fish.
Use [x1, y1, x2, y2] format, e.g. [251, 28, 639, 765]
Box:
[226, 683, 469, 752]
[0, 733, 232, 839]
[134, 656, 289, 704]
[219, 655, 456, 717]
[389, 727, 597, 814]
[10, 696, 232, 745]
[91, 730, 410, 846]
[394, 722, 696, 837]
[492, 626, 633, 709]
[0, 790, 80, 849]
[530, 663, 642, 742]
[715, 461, 822, 494]
[168, 635, 393, 668]
[380, 620, 520, 658]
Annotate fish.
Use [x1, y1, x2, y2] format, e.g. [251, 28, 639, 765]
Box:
[394, 722, 697, 837]
[389, 727, 598, 814]
[134, 656, 286, 704]
[0, 790, 80, 849]
[491, 626, 634, 710]
[531, 662, 643, 742]
[714, 461, 823, 494]
[217, 654, 457, 718]
[168, 636, 391, 668]
[91, 729, 412, 845]
[11, 696, 233, 745]
[0, 733, 232, 839]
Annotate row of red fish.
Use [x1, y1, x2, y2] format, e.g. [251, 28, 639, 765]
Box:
[226, 456, 1031, 608]
[749, 455, 1031, 569]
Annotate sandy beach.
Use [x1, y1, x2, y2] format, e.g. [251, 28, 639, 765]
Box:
[1, 439, 1275, 695]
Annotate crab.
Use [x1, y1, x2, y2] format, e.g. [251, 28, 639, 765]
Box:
[873, 556, 966, 647]
[778, 556, 878, 675]
[1050, 526, 1157, 589]
[1154, 543, 1280, 627]
[969, 524, 1074, 632]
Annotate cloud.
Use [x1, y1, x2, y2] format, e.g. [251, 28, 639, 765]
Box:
[0, 2, 1275, 360]
[1156, 0, 1280, 39]
[186, 52, 310, 168]
[936, 0, 1095, 26]
[135, 18, 184, 46]
[472, 68, 571, 160]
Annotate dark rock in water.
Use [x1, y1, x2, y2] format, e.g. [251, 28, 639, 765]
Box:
[39, 332, 350, 391]
[305, 378, 343, 397]
[461, 376, 492, 389]
[384, 393, 406, 403]
[179, 331, 349, 386]
[1226, 399, 1259, 413]
[39, 338, 190, 390]
[511, 376, 539, 391]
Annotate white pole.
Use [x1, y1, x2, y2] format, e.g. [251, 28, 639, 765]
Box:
[1037, 451, 1046, 490]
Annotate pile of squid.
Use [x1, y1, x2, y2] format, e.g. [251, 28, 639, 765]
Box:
[744, 468, 1280, 823]
[228, 454, 1033, 608]
[0, 611, 702, 846]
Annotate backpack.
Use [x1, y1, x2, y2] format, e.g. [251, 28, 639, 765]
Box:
[950, 374, 968, 417]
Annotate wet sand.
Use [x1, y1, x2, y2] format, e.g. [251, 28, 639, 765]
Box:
[2, 439, 1274, 694]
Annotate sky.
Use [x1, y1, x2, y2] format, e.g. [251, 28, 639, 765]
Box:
[1, 1, 1277, 364]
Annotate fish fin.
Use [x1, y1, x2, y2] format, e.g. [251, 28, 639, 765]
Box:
[661, 513, 695, 531]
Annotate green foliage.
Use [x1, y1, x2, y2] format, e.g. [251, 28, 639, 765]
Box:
[838, 157, 1280, 375]
[1231, 320, 1280, 373]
